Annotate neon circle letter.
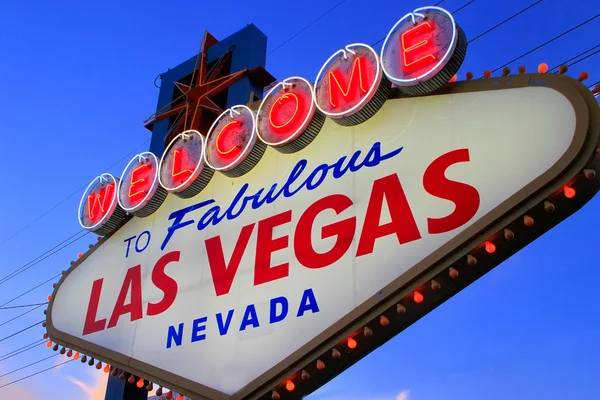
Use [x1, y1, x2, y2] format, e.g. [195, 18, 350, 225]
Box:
[158, 130, 214, 199]
[78, 173, 126, 235]
[118, 152, 167, 217]
[381, 6, 467, 96]
[314, 43, 390, 126]
[204, 105, 266, 177]
[257, 77, 325, 153]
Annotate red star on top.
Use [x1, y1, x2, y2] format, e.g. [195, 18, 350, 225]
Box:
[144, 31, 275, 144]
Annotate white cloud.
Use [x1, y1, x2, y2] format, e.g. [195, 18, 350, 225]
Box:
[312, 389, 411, 400]
[65, 368, 108, 400]
[0, 362, 41, 400]
[396, 390, 410, 400]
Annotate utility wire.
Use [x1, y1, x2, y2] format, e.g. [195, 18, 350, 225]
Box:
[0, 229, 84, 285]
[0, 302, 48, 310]
[0, 359, 74, 391]
[0, 274, 62, 308]
[0, 354, 59, 379]
[268, 0, 351, 56]
[0, 139, 149, 251]
[0, 321, 43, 344]
[451, 0, 476, 15]
[0, 230, 89, 287]
[491, 12, 600, 73]
[0, 305, 45, 328]
[468, 0, 542, 44]
[548, 43, 600, 72]
[0, 339, 46, 362]
[371, 0, 473, 48]
[564, 48, 600, 69]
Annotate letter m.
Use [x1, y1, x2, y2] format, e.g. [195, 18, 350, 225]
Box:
[328, 56, 369, 108]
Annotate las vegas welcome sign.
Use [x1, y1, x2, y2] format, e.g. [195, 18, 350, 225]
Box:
[45, 6, 600, 400]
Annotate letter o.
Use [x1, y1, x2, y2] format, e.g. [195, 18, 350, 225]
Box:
[135, 231, 151, 253]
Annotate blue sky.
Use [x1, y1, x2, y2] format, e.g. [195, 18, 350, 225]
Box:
[0, 0, 599, 399]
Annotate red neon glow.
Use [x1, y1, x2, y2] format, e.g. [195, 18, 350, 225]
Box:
[285, 380, 295, 392]
[171, 148, 194, 182]
[413, 290, 424, 303]
[128, 163, 153, 201]
[216, 120, 243, 156]
[328, 56, 369, 108]
[104, 364, 110, 373]
[347, 337, 357, 349]
[484, 241, 496, 254]
[87, 183, 114, 222]
[269, 93, 300, 130]
[401, 21, 437, 74]
[564, 185, 576, 198]
[136, 378, 144, 388]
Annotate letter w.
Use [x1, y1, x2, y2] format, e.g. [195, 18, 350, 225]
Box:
[88, 183, 114, 221]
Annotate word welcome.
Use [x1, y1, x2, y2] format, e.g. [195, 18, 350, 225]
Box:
[79, 6, 463, 235]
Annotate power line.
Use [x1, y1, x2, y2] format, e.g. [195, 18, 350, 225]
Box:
[0, 302, 48, 310]
[0, 359, 74, 391]
[0, 321, 43, 344]
[491, 12, 600, 73]
[0, 339, 46, 362]
[0, 274, 62, 309]
[370, 0, 473, 48]
[0, 230, 90, 287]
[451, 0, 476, 15]
[468, 0, 542, 44]
[0, 354, 59, 379]
[565, 47, 600, 68]
[268, 0, 351, 56]
[0, 139, 149, 251]
[548, 43, 600, 72]
[0, 229, 84, 285]
[0, 305, 45, 328]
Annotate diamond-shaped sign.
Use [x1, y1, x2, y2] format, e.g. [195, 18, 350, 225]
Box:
[47, 74, 600, 400]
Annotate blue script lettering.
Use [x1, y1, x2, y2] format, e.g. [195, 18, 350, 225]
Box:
[160, 142, 403, 250]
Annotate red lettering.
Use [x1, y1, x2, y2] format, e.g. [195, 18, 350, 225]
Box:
[87, 183, 114, 222]
[147, 251, 181, 316]
[216, 120, 243, 157]
[171, 148, 194, 182]
[269, 93, 304, 134]
[82, 279, 106, 336]
[356, 174, 421, 256]
[206, 223, 255, 296]
[328, 56, 369, 108]
[295, 194, 356, 269]
[401, 21, 437, 74]
[128, 163, 152, 201]
[107, 265, 143, 328]
[254, 211, 292, 286]
[423, 149, 480, 234]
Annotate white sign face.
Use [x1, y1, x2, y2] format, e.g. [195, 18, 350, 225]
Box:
[50, 85, 578, 395]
